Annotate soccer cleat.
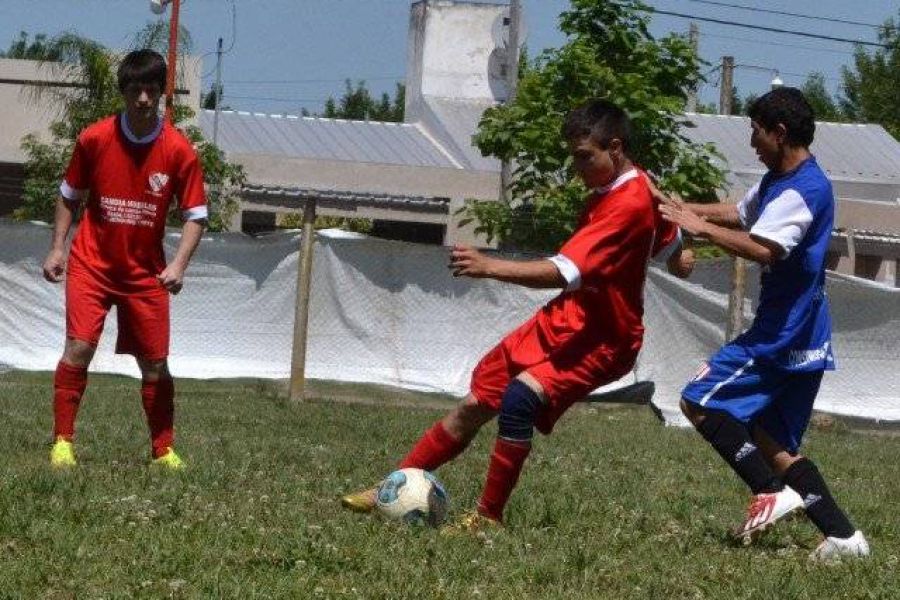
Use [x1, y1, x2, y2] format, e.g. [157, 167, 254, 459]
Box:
[49, 437, 77, 468]
[734, 486, 804, 544]
[440, 510, 502, 536]
[151, 447, 185, 470]
[810, 530, 870, 561]
[340, 487, 379, 513]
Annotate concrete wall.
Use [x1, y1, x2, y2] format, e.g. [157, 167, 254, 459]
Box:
[0, 55, 202, 164]
[405, 0, 509, 121]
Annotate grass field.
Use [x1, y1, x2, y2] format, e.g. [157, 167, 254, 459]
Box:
[1, 370, 898, 599]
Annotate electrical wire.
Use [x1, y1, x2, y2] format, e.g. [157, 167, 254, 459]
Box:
[674, 0, 885, 30]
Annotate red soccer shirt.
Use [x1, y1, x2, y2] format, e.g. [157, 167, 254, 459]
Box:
[60, 114, 207, 294]
[542, 168, 679, 352]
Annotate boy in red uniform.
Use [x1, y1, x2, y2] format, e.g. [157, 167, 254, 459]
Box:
[342, 99, 694, 528]
[42, 50, 207, 469]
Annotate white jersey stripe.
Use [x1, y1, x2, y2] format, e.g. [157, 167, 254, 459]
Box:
[699, 357, 755, 406]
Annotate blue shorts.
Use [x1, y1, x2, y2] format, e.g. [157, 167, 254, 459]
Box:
[681, 344, 824, 454]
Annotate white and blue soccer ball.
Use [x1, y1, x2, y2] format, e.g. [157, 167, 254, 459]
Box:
[375, 468, 449, 527]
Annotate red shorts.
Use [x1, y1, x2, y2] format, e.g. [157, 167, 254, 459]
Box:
[65, 271, 170, 360]
[470, 314, 637, 435]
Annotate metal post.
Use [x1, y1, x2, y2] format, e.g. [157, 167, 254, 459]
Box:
[212, 36, 223, 147]
[499, 0, 522, 204]
[686, 23, 699, 113]
[289, 200, 317, 401]
[164, 0, 182, 123]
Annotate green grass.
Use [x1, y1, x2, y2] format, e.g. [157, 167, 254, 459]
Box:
[1, 371, 898, 599]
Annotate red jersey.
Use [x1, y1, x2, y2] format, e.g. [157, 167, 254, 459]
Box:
[543, 169, 679, 352]
[60, 114, 207, 294]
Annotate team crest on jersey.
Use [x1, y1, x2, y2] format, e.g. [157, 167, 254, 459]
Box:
[148, 172, 169, 194]
[692, 361, 711, 381]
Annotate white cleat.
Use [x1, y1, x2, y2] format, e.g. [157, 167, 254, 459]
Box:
[810, 530, 870, 562]
[735, 486, 805, 544]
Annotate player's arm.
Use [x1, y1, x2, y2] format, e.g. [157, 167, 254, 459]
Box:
[646, 177, 742, 228]
[449, 245, 566, 289]
[42, 197, 78, 283]
[658, 203, 783, 265]
[157, 217, 206, 295]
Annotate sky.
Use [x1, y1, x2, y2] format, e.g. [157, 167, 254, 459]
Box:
[0, 0, 895, 116]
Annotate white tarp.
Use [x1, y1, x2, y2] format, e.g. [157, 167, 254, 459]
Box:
[1, 220, 898, 424]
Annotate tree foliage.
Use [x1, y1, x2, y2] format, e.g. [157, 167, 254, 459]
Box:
[1, 31, 60, 60]
[801, 73, 841, 122]
[466, 0, 726, 251]
[841, 13, 900, 139]
[13, 26, 245, 231]
[323, 80, 405, 122]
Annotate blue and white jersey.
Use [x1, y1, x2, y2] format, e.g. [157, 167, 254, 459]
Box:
[735, 156, 835, 372]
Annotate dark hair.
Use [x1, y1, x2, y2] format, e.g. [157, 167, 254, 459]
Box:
[117, 49, 167, 93]
[562, 99, 631, 151]
[747, 87, 815, 147]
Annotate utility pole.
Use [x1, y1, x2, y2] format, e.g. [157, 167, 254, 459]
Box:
[719, 55, 734, 116]
[719, 55, 746, 342]
[212, 36, 223, 147]
[163, 0, 182, 123]
[686, 23, 699, 112]
[499, 0, 522, 204]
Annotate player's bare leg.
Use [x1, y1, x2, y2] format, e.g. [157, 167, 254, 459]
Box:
[50, 338, 96, 467]
[341, 394, 495, 513]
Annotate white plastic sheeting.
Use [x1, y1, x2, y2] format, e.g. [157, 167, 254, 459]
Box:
[1, 220, 897, 424]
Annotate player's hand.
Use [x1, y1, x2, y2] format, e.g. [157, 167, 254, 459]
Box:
[667, 247, 695, 279]
[42, 249, 67, 283]
[157, 264, 185, 295]
[658, 201, 708, 237]
[449, 245, 494, 278]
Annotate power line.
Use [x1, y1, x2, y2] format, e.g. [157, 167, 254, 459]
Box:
[216, 76, 405, 85]
[700, 32, 857, 57]
[650, 8, 889, 48]
[676, 0, 884, 30]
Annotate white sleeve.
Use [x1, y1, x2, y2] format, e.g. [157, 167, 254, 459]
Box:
[182, 205, 209, 222]
[749, 189, 813, 257]
[736, 182, 761, 228]
[651, 228, 683, 264]
[546, 254, 581, 292]
[59, 180, 87, 205]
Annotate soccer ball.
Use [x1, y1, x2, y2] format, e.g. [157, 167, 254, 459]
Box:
[375, 468, 449, 527]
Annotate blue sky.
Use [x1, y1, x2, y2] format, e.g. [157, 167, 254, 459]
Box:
[0, 0, 895, 116]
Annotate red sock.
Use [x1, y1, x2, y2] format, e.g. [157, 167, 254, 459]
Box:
[141, 377, 175, 458]
[478, 438, 532, 522]
[399, 421, 468, 471]
[53, 361, 88, 441]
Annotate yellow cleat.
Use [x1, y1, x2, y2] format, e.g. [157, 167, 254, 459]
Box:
[340, 487, 379, 513]
[50, 437, 77, 468]
[151, 448, 185, 470]
[440, 510, 502, 536]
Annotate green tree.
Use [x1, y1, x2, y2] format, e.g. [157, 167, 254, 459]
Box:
[1, 31, 60, 60]
[841, 13, 900, 138]
[466, 0, 725, 251]
[323, 79, 405, 122]
[14, 27, 245, 231]
[801, 73, 841, 122]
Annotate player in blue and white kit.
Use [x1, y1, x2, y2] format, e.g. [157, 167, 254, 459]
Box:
[658, 88, 869, 560]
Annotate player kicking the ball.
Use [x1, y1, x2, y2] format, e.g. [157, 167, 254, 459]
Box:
[658, 87, 869, 561]
[43, 50, 207, 469]
[342, 99, 694, 530]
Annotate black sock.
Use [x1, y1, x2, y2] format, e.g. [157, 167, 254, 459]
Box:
[783, 458, 856, 539]
[696, 409, 783, 495]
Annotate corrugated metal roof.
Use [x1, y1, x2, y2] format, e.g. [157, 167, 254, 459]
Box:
[199, 110, 461, 169]
[682, 113, 900, 187]
[420, 97, 501, 172]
